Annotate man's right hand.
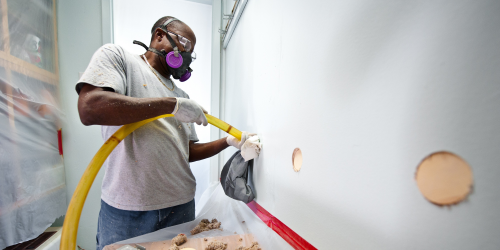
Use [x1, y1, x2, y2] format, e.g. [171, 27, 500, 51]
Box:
[173, 98, 208, 126]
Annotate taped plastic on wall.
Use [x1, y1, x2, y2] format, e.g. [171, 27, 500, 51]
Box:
[0, 0, 66, 248]
[0, 63, 66, 250]
[113, 182, 293, 250]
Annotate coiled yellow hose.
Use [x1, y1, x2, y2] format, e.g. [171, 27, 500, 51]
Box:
[60, 114, 241, 250]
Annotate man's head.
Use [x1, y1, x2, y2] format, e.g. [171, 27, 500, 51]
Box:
[150, 16, 196, 54]
[147, 16, 197, 81]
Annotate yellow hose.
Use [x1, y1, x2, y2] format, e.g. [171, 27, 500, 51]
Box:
[60, 114, 241, 250]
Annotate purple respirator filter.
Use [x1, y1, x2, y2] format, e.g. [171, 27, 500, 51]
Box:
[166, 51, 183, 68]
[179, 71, 191, 82]
[166, 51, 191, 82]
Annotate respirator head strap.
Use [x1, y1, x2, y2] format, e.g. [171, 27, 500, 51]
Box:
[133, 40, 166, 57]
[157, 18, 181, 57]
[133, 40, 149, 51]
[157, 18, 179, 33]
[164, 32, 180, 57]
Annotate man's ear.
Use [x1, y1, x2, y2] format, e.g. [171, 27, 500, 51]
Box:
[154, 28, 165, 42]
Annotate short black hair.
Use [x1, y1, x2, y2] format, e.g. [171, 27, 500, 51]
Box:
[150, 16, 183, 42]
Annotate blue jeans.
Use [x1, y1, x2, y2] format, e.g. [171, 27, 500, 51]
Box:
[96, 199, 195, 250]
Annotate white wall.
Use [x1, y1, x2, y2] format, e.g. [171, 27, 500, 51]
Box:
[57, 0, 105, 250]
[113, 0, 213, 206]
[221, 0, 500, 249]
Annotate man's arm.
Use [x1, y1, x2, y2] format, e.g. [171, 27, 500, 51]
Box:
[189, 138, 230, 162]
[78, 83, 177, 126]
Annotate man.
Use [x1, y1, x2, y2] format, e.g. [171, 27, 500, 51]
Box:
[76, 16, 248, 250]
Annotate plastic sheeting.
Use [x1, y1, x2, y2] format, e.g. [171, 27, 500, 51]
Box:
[0, 0, 66, 249]
[113, 182, 293, 250]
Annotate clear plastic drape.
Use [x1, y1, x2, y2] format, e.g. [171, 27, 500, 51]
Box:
[110, 183, 293, 250]
[0, 0, 66, 249]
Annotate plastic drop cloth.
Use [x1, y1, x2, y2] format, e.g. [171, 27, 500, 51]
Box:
[0, 0, 66, 249]
[114, 182, 293, 250]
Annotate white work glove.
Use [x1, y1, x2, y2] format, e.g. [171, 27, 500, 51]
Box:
[241, 135, 262, 161]
[172, 97, 208, 126]
[226, 131, 255, 150]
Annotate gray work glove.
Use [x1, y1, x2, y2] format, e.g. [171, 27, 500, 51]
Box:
[172, 97, 208, 126]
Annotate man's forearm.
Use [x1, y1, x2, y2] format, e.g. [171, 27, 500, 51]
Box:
[189, 137, 229, 162]
[78, 84, 176, 126]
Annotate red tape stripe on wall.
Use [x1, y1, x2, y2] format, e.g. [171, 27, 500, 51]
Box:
[57, 129, 63, 156]
[247, 201, 317, 250]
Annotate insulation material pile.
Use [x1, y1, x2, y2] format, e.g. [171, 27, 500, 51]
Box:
[235, 242, 262, 250]
[168, 233, 187, 250]
[191, 219, 222, 235]
[205, 241, 228, 250]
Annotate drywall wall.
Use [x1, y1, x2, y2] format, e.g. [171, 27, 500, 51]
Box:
[57, 0, 105, 250]
[113, 0, 213, 208]
[221, 0, 500, 249]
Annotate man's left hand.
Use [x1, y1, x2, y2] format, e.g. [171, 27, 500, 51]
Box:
[226, 131, 255, 150]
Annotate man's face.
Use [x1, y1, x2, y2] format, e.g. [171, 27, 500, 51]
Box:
[154, 24, 196, 55]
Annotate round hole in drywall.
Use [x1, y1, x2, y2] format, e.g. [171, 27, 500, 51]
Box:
[292, 148, 303, 172]
[415, 151, 473, 206]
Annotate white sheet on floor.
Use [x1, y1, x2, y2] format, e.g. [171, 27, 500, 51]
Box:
[115, 182, 292, 249]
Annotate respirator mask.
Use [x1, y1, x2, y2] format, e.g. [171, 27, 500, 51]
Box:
[133, 18, 195, 82]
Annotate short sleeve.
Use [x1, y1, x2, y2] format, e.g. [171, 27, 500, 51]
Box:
[75, 44, 127, 95]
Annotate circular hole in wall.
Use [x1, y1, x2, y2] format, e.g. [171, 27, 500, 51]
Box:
[292, 148, 303, 172]
[415, 151, 473, 206]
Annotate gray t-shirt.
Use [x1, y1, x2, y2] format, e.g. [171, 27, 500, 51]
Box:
[76, 44, 198, 211]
